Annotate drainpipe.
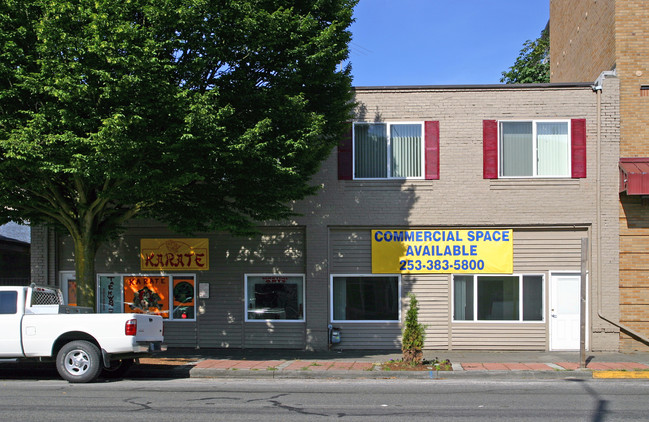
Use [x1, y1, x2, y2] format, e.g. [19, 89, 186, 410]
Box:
[592, 70, 649, 346]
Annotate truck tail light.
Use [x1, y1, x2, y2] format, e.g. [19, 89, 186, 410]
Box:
[125, 319, 137, 336]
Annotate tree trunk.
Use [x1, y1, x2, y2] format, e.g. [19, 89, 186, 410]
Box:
[402, 348, 423, 365]
[72, 233, 99, 310]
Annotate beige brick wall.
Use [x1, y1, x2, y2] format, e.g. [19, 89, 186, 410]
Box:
[304, 85, 605, 228]
[294, 80, 620, 351]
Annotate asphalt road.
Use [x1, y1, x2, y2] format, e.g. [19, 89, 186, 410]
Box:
[1, 377, 648, 421]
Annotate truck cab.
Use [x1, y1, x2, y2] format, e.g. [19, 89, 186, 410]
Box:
[0, 287, 24, 357]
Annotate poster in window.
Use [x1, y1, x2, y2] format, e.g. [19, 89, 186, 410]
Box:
[123, 276, 170, 318]
[172, 277, 195, 320]
[67, 280, 77, 307]
[59, 272, 77, 306]
[98, 275, 123, 313]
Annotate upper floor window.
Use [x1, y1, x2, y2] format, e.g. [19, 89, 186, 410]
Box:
[499, 120, 570, 177]
[354, 122, 423, 179]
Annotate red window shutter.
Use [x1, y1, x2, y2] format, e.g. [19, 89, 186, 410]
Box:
[425, 121, 440, 180]
[483, 120, 498, 179]
[571, 118, 587, 178]
[338, 124, 353, 180]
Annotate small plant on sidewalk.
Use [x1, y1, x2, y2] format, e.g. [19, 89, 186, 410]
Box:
[402, 292, 426, 365]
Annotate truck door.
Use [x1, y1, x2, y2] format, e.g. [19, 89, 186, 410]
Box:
[0, 290, 24, 357]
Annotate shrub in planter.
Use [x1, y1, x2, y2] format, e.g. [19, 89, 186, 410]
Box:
[402, 292, 426, 364]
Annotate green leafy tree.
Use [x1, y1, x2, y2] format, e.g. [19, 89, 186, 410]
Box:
[0, 0, 356, 308]
[500, 26, 550, 84]
[402, 292, 426, 364]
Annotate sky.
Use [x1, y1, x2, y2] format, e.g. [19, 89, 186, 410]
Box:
[347, 0, 550, 86]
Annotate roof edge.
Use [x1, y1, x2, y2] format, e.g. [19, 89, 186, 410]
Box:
[0, 235, 30, 246]
[353, 83, 593, 91]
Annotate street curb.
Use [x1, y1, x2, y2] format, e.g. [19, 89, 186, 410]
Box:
[3, 362, 642, 382]
[593, 371, 649, 379]
[187, 367, 596, 380]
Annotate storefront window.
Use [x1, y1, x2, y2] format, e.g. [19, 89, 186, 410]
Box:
[96, 274, 196, 321]
[98, 275, 123, 313]
[478, 276, 519, 320]
[453, 276, 474, 321]
[331, 275, 400, 322]
[245, 275, 304, 322]
[522, 275, 543, 321]
[173, 277, 195, 319]
[453, 274, 543, 322]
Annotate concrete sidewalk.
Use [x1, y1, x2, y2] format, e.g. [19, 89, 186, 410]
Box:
[135, 348, 649, 380]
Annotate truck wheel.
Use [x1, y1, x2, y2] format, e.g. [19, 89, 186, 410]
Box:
[56, 340, 102, 383]
[102, 358, 135, 379]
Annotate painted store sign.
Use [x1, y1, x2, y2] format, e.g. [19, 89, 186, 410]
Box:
[140, 238, 209, 271]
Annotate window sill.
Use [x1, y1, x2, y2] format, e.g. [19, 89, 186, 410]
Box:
[330, 320, 401, 324]
[490, 178, 580, 190]
[452, 320, 546, 324]
[245, 319, 306, 323]
[343, 179, 435, 191]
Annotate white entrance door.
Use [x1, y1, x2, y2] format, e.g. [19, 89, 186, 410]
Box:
[550, 273, 583, 350]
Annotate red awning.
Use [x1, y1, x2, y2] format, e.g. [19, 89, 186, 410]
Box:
[620, 158, 649, 195]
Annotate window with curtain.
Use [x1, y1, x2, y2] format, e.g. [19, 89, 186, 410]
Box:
[354, 123, 423, 179]
[499, 121, 570, 177]
[453, 276, 474, 321]
[331, 275, 400, 321]
[453, 274, 544, 322]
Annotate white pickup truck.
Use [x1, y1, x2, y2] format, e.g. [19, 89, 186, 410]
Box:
[0, 284, 166, 383]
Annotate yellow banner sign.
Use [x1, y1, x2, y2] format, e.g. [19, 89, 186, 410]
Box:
[371, 230, 513, 274]
[140, 238, 209, 271]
